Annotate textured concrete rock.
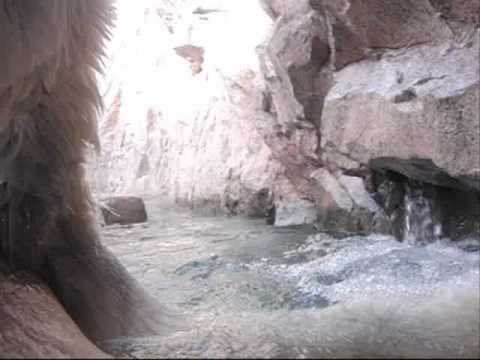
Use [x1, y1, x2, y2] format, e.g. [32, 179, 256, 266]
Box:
[101, 196, 148, 225]
[321, 35, 480, 190]
[312, 169, 354, 212]
[259, 0, 479, 203]
[338, 175, 380, 213]
[274, 198, 317, 227]
[429, 0, 480, 26]
[255, 0, 332, 221]
[321, 0, 451, 69]
[311, 169, 389, 233]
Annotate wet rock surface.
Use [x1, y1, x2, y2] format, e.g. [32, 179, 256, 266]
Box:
[310, 169, 390, 234]
[101, 196, 148, 225]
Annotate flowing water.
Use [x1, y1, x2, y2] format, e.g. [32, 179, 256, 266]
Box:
[101, 196, 479, 358]
[403, 181, 442, 245]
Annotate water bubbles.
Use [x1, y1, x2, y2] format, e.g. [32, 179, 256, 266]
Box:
[404, 181, 443, 245]
[101, 196, 479, 358]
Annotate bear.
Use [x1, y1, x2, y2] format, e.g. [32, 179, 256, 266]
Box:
[0, 0, 172, 354]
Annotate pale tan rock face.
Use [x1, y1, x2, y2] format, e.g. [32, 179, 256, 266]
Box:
[94, 0, 289, 219]
[321, 38, 480, 190]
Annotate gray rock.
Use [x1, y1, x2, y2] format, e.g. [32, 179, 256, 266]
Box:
[429, 0, 480, 26]
[322, 33, 480, 190]
[225, 186, 274, 218]
[311, 169, 389, 234]
[260, 0, 479, 213]
[338, 175, 380, 213]
[274, 198, 317, 227]
[311, 169, 353, 212]
[101, 196, 148, 225]
[322, 0, 451, 69]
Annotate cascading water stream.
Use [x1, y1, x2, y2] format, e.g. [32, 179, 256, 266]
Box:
[99, 196, 479, 358]
[403, 181, 442, 245]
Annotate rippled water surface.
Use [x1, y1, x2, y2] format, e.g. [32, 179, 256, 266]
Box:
[101, 196, 480, 358]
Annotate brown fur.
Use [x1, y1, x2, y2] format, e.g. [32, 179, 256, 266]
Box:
[0, 270, 110, 359]
[0, 0, 110, 268]
[0, 0, 173, 353]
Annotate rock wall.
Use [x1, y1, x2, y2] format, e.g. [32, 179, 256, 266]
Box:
[96, 0, 479, 235]
[94, 0, 289, 218]
[255, 0, 479, 236]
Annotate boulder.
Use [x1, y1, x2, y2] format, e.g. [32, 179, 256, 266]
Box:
[338, 175, 380, 214]
[256, 0, 479, 238]
[224, 186, 274, 218]
[274, 198, 317, 227]
[320, 0, 452, 70]
[311, 169, 390, 233]
[429, 0, 480, 26]
[101, 196, 148, 225]
[321, 34, 480, 191]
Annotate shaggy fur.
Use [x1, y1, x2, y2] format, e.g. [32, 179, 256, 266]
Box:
[0, 271, 110, 358]
[0, 0, 110, 268]
[0, 0, 172, 347]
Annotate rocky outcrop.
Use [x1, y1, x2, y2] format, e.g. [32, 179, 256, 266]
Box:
[254, 0, 394, 231]
[274, 198, 317, 227]
[93, 0, 289, 219]
[101, 196, 148, 226]
[321, 36, 479, 190]
[94, 0, 479, 236]
[255, 0, 479, 237]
